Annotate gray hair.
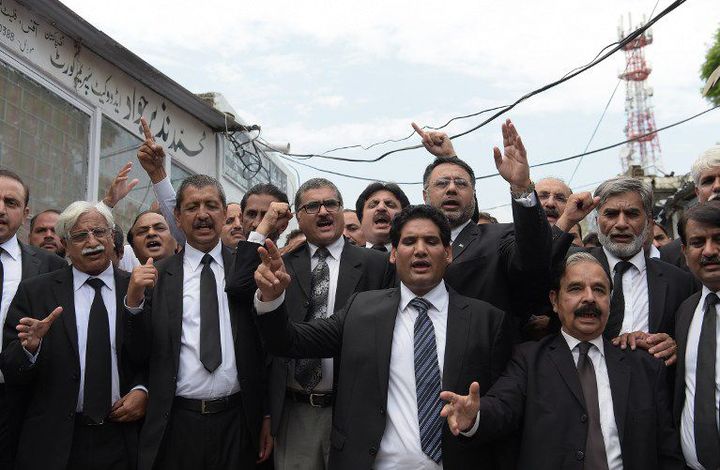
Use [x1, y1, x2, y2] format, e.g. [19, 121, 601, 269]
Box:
[691, 145, 720, 186]
[294, 178, 343, 210]
[594, 176, 653, 218]
[56, 202, 114, 240]
[536, 176, 573, 195]
[552, 252, 610, 290]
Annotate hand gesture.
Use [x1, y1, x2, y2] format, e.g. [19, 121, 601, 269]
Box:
[412, 122, 456, 157]
[279, 234, 306, 256]
[493, 119, 531, 189]
[256, 202, 293, 237]
[127, 258, 157, 308]
[16, 307, 63, 354]
[137, 117, 167, 183]
[555, 192, 600, 232]
[612, 331, 677, 366]
[440, 381, 481, 436]
[109, 389, 148, 422]
[102, 161, 140, 209]
[255, 239, 291, 302]
[256, 416, 274, 463]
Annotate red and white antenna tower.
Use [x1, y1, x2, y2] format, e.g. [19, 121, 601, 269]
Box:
[617, 14, 663, 175]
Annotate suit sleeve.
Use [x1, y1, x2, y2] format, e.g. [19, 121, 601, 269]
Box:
[1, 282, 39, 385]
[124, 287, 153, 366]
[257, 293, 356, 359]
[654, 361, 686, 469]
[225, 241, 263, 301]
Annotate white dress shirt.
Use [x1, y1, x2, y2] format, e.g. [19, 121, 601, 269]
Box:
[648, 244, 661, 259]
[175, 241, 241, 400]
[604, 248, 650, 334]
[152, 176, 185, 244]
[365, 241, 392, 252]
[681, 286, 720, 470]
[0, 235, 23, 383]
[561, 330, 623, 470]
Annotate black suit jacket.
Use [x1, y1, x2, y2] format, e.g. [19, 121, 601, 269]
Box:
[258, 286, 511, 470]
[660, 238, 688, 272]
[581, 247, 696, 337]
[444, 196, 552, 326]
[477, 334, 684, 470]
[673, 291, 703, 425]
[127, 245, 267, 470]
[0, 266, 143, 470]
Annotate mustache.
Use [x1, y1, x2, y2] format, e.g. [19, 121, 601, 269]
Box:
[544, 207, 560, 219]
[573, 304, 602, 318]
[701, 256, 720, 266]
[193, 220, 214, 229]
[81, 245, 105, 256]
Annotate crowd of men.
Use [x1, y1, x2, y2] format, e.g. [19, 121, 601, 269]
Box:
[0, 115, 717, 470]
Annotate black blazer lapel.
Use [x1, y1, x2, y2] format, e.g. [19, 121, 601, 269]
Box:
[605, 339, 630, 443]
[19, 241, 42, 280]
[334, 242, 363, 311]
[590, 247, 612, 278]
[376, 288, 401, 404]
[451, 223, 478, 262]
[645, 260, 668, 333]
[165, 253, 185, 372]
[442, 290, 471, 391]
[54, 266, 79, 365]
[114, 268, 130, 367]
[222, 247, 239, 341]
[287, 244, 311, 303]
[548, 334, 585, 408]
[674, 292, 701, 421]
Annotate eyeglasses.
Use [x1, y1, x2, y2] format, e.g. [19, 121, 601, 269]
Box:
[428, 177, 472, 190]
[299, 199, 341, 214]
[69, 227, 111, 244]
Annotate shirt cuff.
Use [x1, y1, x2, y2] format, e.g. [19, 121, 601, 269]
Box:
[459, 411, 481, 437]
[131, 385, 148, 394]
[247, 231, 267, 245]
[123, 295, 145, 314]
[152, 176, 176, 202]
[23, 341, 42, 363]
[512, 191, 537, 208]
[254, 289, 285, 314]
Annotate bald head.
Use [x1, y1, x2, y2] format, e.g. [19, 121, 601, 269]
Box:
[536, 177, 572, 225]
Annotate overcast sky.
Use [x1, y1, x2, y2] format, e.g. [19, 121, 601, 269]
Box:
[63, 0, 720, 220]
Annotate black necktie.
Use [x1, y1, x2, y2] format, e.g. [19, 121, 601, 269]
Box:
[200, 254, 221, 373]
[84, 277, 112, 422]
[371, 244, 387, 252]
[695, 293, 720, 469]
[295, 247, 330, 391]
[604, 261, 633, 339]
[577, 342, 609, 470]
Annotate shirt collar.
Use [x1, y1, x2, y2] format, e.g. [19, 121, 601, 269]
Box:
[648, 244, 661, 259]
[700, 285, 720, 309]
[73, 263, 115, 292]
[603, 246, 646, 273]
[560, 329, 605, 358]
[451, 220, 472, 243]
[0, 235, 21, 261]
[308, 236, 345, 260]
[185, 240, 224, 272]
[399, 281, 449, 314]
[364, 241, 392, 251]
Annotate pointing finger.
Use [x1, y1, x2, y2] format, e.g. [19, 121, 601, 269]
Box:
[44, 306, 63, 325]
[411, 122, 426, 138]
[141, 117, 154, 142]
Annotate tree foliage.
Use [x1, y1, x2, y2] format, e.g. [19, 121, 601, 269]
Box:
[701, 25, 720, 106]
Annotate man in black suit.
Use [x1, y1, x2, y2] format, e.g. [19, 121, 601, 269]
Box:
[254, 204, 510, 469]
[661, 145, 720, 271]
[0, 170, 67, 468]
[1, 201, 147, 470]
[125, 175, 272, 470]
[579, 176, 696, 364]
[442, 252, 684, 469]
[672, 201, 720, 469]
[413, 120, 552, 327]
[355, 182, 409, 252]
[242, 178, 394, 470]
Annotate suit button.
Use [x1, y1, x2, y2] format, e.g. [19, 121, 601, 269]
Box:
[369, 446, 377, 456]
[576, 451, 584, 461]
[379, 408, 385, 415]
[67, 412, 74, 420]
[72, 372, 80, 381]
[303, 301, 310, 308]
[580, 414, 587, 423]
[163, 411, 169, 419]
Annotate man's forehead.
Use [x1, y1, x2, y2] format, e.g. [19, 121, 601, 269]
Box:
[182, 185, 222, 203]
[700, 167, 720, 179]
[430, 163, 471, 180]
[300, 186, 336, 203]
[599, 192, 643, 209]
[401, 218, 440, 236]
[562, 262, 609, 287]
[73, 210, 108, 228]
[245, 193, 278, 211]
[35, 212, 59, 224]
[0, 177, 26, 198]
[226, 203, 242, 216]
[367, 190, 400, 203]
[135, 212, 165, 228]
[686, 219, 720, 237]
[536, 179, 570, 195]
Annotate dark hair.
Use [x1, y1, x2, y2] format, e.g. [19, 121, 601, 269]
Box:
[113, 224, 124, 257]
[678, 201, 720, 245]
[422, 156, 476, 189]
[654, 223, 669, 238]
[476, 211, 498, 224]
[390, 204, 451, 248]
[29, 209, 60, 231]
[0, 169, 30, 206]
[239, 184, 288, 213]
[176, 175, 226, 210]
[354, 182, 410, 222]
[126, 209, 163, 248]
[582, 232, 601, 247]
[284, 228, 305, 245]
[294, 178, 343, 211]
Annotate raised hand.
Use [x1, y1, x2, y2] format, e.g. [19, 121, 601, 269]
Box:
[440, 381, 481, 436]
[255, 239, 291, 302]
[16, 307, 63, 354]
[493, 119, 531, 190]
[109, 389, 148, 422]
[412, 122, 456, 157]
[137, 117, 167, 183]
[102, 161, 140, 208]
[555, 192, 600, 232]
[127, 257, 157, 308]
[256, 202, 293, 238]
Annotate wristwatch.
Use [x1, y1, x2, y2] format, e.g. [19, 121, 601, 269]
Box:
[510, 181, 535, 199]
